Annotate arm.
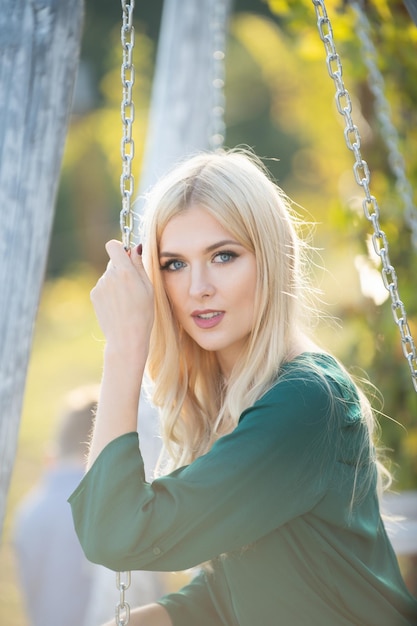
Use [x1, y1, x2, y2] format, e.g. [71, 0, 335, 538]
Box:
[157, 566, 237, 626]
[130, 604, 172, 626]
[87, 240, 154, 468]
[100, 567, 229, 626]
[70, 364, 350, 572]
[102, 603, 172, 626]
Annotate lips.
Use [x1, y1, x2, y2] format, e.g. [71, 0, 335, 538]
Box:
[192, 310, 225, 329]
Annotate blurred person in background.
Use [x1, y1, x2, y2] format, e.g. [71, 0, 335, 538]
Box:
[13, 385, 99, 626]
[13, 384, 167, 626]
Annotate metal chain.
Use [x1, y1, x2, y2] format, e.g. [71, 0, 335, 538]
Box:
[115, 571, 131, 626]
[311, 0, 417, 392]
[351, 0, 417, 250]
[115, 2, 135, 621]
[120, 0, 136, 250]
[209, 0, 228, 151]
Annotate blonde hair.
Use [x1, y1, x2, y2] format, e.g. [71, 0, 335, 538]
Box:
[140, 149, 387, 500]
[141, 149, 314, 468]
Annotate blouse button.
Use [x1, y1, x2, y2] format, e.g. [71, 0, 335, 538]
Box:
[152, 546, 162, 555]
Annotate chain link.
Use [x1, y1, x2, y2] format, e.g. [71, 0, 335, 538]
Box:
[312, 0, 417, 392]
[115, 571, 131, 626]
[120, 0, 136, 250]
[350, 1, 417, 250]
[209, 0, 228, 151]
[115, 2, 135, 619]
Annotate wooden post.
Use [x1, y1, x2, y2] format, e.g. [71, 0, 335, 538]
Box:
[138, 0, 233, 200]
[403, 0, 417, 25]
[0, 0, 84, 535]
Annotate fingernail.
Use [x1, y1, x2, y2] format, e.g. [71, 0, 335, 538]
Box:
[136, 243, 143, 256]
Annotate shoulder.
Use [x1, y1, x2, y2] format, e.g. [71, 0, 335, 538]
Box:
[239, 352, 360, 432]
[262, 350, 349, 395]
[274, 352, 357, 406]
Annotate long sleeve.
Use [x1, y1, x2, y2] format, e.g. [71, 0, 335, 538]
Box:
[157, 566, 238, 626]
[68, 357, 417, 625]
[69, 358, 359, 572]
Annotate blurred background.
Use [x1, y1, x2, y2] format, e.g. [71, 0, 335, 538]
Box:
[1, 0, 416, 623]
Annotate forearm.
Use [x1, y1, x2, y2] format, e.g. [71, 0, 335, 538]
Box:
[87, 344, 146, 469]
[87, 239, 154, 469]
[102, 603, 172, 626]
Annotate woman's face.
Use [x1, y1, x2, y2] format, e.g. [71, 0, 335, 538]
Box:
[159, 205, 257, 378]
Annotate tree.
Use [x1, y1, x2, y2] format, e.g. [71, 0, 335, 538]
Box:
[138, 0, 233, 201]
[0, 0, 84, 535]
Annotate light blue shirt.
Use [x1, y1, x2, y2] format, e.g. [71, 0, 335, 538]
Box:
[14, 465, 95, 626]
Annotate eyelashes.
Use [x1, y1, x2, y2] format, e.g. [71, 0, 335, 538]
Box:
[212, 250, 238, 263]
[160, 250, 239, 272]
[160, 259, 186, 272]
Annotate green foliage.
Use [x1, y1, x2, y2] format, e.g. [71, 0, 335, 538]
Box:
[262, 0, 417, 487]
[49, 20, 155, 275]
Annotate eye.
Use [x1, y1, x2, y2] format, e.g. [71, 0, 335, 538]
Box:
[212, 250, 237, 264]
[160, 259, 186, 272]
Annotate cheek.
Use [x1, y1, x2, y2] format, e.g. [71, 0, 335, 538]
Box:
[162, 278, 185, 316]
[162, 273, 175, 296]
[242, 266, 258, 321]
[239, 261, 258, 300]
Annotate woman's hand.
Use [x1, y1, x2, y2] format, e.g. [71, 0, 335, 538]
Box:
[87, 241, 155, 467]
[91, 240, 154, 355]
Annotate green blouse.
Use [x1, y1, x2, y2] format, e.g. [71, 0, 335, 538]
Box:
[69, 354, 417, 625]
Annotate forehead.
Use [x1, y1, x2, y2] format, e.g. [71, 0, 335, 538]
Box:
[160, 205, 234, 249]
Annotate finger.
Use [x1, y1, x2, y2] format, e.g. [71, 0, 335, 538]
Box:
[130, 243, 144, 270]
[104, 240, 149, 286]
[105, 240, 131, 267]
[106, 259, 117, 272]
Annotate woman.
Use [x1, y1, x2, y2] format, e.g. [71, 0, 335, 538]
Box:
[69, 150, 417, 625]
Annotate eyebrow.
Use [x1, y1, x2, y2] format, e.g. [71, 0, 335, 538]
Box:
[159, 239, 244, 258]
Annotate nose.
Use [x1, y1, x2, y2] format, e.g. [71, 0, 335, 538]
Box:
[189, 265, 215, 299]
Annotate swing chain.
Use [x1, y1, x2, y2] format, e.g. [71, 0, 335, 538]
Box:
[312, 0, 417, 392]
[115, 571, 131, 626]
[209, 0, 228, 151]
[115, 2, 135, 621]
[351, 1, 417, 250]
[120, 0, 136, 251]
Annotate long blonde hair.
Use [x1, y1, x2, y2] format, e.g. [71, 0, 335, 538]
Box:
[141, 149, 315, 468]
[141, 148, 387, 498]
